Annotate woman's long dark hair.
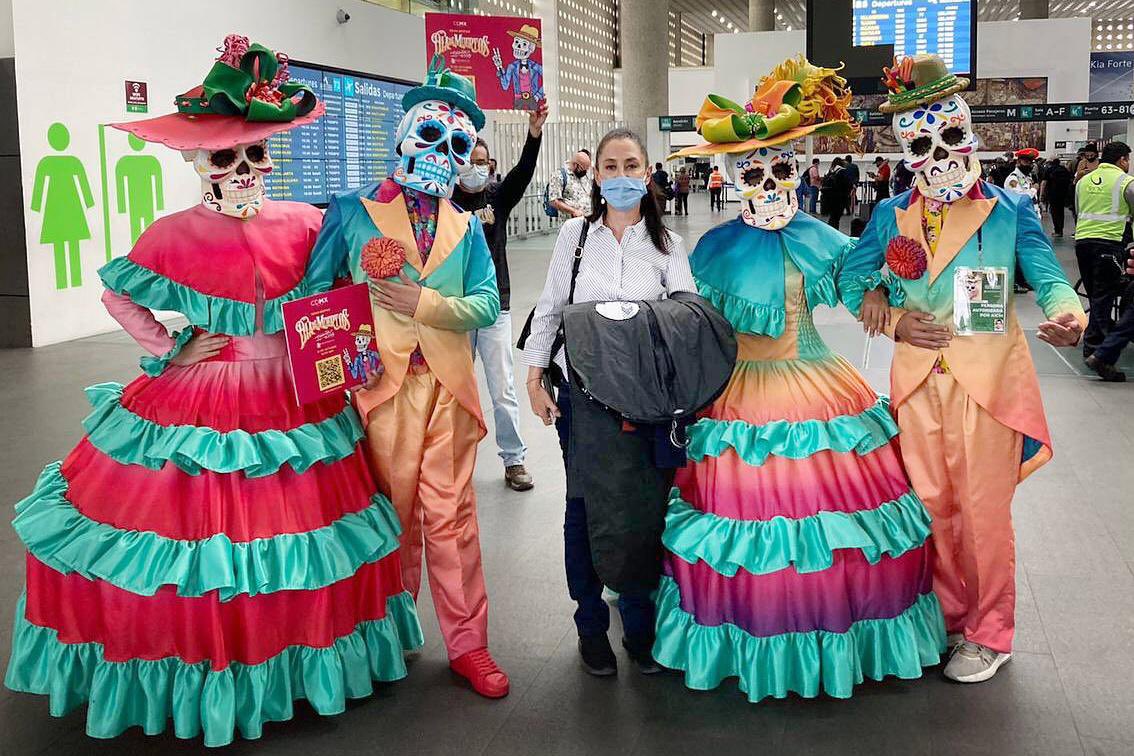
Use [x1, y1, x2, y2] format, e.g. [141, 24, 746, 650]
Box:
[586, 128, 672, 253]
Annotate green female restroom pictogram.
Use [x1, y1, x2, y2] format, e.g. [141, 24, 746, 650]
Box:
[30, 122, 95, 289]
[115, 133, 163, 244]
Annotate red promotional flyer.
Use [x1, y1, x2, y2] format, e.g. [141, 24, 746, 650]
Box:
[282, 283, 382, 405]
[425, 12, 544, 111]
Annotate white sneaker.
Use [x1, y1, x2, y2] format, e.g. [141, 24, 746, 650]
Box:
[943, 641, 1011, 683]
[946, 632, 965, 651]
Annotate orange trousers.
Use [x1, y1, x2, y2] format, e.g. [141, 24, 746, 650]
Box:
[365, 371, 489, 659]
[896, 371, 1023, 654]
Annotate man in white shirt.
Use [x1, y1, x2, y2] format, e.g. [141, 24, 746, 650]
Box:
[548, 149, 593, 218]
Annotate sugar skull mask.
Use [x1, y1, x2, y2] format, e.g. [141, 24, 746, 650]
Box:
[728, 144, 798, 231]
[392, 99, 478, 198]
[892, 94, 981, 203]
[185, 141, 272, 219]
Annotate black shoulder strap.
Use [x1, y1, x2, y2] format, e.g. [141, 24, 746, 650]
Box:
[567, 220, 589, 305]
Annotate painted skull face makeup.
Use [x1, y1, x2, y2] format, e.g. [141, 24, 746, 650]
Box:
[892, 95, 981, 203]
[728, 144, 799, 230]
[187, 141, 273, 219]
[392, 100, 478, 198]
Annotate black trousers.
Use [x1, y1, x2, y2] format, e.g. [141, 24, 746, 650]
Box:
[826, 208, 843, 229]
[1075, 239, 1126, 352]
[709, 187, 723, 210]
[675, 192, 689, 215]
[1048, 199, 1067, 236]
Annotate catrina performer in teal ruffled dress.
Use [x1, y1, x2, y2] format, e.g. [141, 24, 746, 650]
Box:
[4, 37, 422, 746]
[651, 56, 946, 701]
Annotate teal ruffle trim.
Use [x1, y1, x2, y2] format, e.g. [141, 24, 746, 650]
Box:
[139, 328, 195, 377]
[687, 397, 899, 466]
[841, 270, 907, 316]
[99, 257, 315, 337]
[802, 269, 839, 311]
[4, 591, 424, 747]
[652, 576, 946, 702]
[662, 489, 932, 577]
[13, 462, 402, 602]
[82, 383, 364, 478]
[697, 279, 786, 338]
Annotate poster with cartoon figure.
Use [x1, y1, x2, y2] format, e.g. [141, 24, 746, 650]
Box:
[425, 13, 544, 111]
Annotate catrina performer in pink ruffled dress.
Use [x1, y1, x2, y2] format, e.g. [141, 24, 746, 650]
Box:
[4, 37, 421, 746]
[652, 57, 946, 702]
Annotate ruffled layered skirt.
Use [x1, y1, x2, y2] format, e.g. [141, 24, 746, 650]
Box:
[653, 342, 946, 701]
[4, 333, 422, 746]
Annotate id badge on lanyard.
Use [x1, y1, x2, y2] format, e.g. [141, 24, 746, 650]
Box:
[953, 228, 1009, 336]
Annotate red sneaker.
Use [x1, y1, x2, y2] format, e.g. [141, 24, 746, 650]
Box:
[450, 648, 510, 699]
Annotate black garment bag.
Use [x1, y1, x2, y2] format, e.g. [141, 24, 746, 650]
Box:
[561, 291, 737, 593]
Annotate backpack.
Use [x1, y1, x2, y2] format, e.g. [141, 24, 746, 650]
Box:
[543, 167, 569, 218]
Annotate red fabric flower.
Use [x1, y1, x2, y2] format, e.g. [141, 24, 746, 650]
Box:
[360, 237, 407, 280]
[886, 235, 928, 280]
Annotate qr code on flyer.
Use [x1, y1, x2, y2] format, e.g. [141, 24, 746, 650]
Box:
[315, 355, 346, 392]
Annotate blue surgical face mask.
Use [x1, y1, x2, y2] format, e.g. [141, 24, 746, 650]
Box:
[600, 176, 648, 210]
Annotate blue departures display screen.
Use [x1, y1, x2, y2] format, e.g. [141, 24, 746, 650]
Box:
[264, 63, 417, 205]
[853, 0, 974, 76]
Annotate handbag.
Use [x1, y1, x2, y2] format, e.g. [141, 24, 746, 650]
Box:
[515, 220, 590, 386]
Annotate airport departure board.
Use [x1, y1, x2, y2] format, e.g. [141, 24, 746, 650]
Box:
[853, 0, 974, 76]
[264, 63, 418, 205]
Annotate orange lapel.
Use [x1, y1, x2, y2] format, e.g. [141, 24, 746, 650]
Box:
[360, 195, 425, 274]
[928, 195, 998, 283]
[893, 192, 928, 254]
[421, 200, 472, 280]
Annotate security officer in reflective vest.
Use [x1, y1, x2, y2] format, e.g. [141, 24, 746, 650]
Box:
[1074, 141, 1134, 379]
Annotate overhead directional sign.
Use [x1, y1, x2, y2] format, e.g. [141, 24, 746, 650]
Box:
[660, 115, 697, 133]
[851, 101, 1134, 126]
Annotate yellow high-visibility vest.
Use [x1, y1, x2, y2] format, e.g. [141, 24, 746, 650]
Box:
[1075, 162, 1134, 242]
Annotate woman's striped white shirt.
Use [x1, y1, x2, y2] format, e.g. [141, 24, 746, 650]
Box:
[523, 215, 696, 371]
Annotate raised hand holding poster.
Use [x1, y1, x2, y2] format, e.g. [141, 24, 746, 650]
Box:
[426, 13, 544, 111]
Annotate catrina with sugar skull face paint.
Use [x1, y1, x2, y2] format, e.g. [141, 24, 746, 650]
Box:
[6, 36, 427, 746]
[658, 55, 948, 703]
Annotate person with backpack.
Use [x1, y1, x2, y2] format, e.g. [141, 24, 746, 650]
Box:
[546, 149, 593, 219]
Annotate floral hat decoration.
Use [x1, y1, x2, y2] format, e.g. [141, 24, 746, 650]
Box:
[669, 55, 860, 159]
[111, 35, 325, 151]
[879, 54, 969, 114]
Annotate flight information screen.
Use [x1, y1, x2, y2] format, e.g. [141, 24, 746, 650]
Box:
[853, 0, 974, 75]
[264, 63, 417, 205]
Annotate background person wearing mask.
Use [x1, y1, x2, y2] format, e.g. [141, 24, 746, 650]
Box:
[523, 128, 695, 678]
[1076, 142, 1101, 183]
[454, 100, 548, 491]
[548, 149, 593, 218]
[1075, 140, 1134, 381]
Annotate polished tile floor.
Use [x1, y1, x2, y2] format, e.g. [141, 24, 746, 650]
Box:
[1, 194, 1132, 755]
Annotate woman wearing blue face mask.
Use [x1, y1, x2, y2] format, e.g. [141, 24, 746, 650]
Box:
[521, 128, 696, 677]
